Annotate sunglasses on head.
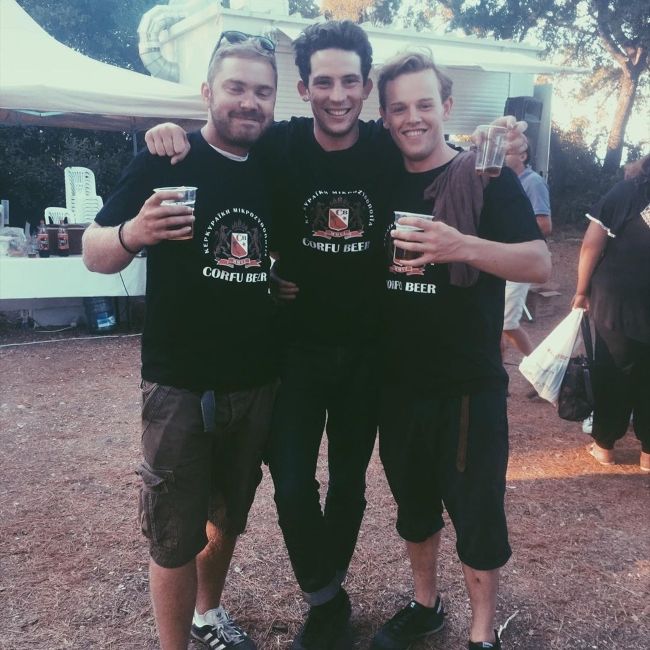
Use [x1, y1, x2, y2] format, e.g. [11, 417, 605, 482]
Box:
[215, 30, 276, 53]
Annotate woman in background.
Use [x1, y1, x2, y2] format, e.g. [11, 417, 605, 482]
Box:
[572, 154, 650, 471]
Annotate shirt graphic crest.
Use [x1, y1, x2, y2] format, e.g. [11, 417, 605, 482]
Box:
[328, 208, 349, 232]
[310, 195, 366, 240]
[212, 219, 261, 268]
[231, 232, 248, 259]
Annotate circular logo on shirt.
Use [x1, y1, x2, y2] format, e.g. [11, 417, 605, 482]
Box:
[302, 190, 374, 254]
[201, 208, 269, 283]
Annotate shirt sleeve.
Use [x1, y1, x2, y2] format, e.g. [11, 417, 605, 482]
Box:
[587, 180, 631, 235]
[523, 173, 551, 215]
[94, 150, 169, 228]
[479, 167, 544, 244]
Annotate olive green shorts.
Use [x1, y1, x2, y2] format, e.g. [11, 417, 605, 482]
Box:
[136, 379, 277, 568]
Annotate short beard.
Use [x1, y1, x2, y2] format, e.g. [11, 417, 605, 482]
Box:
[209, 108, 269, 149]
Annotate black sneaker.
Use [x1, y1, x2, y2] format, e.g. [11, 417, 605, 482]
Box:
[371, 597, 445, 649]
[191, 606, 257, 649]
[468, 630, 501, 649]
[290, 588, 352, 650]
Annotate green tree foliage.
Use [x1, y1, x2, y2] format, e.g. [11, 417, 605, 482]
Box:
[367, 0, 401, 25]
[548, 122, 621, 225]
[0, 127, 138, 228]
[438, 0, 649, 172]
[17, 0, 158, 71]
[289, 0, 321, 19]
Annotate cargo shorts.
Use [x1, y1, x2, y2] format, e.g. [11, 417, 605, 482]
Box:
[136, 379, 277, 569]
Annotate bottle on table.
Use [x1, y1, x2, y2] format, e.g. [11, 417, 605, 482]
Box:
[57, 218, 69, 256]
[37, 220, 50, 258]
[27, 234, 38, 257]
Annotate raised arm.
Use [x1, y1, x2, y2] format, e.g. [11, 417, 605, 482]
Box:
[83, 190, 194, 274]
[473, 115, 528, 155]
[571, 220, 608, 310]
[145, 122, 193, 164]
[392, 217, 551, 284]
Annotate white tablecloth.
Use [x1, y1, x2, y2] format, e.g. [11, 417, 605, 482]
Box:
[0, 256, 146, 300]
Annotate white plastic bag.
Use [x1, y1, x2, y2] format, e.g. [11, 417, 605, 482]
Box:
[519, 308, 584, 404]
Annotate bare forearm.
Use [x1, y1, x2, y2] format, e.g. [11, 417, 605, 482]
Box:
[82, 222, 137, 274]
[536, 215, 552, 237]
[463, 238, 551, 283]
[575, 222, 608, 296]
[575, 244, 602, 296]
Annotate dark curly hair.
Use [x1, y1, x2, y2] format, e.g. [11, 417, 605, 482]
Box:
[293, 20, 373, 85]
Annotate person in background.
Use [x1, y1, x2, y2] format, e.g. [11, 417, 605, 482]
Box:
[501, 146, 552, 377]
[83, 35, 279, 650]
[573, 153, 650, 472]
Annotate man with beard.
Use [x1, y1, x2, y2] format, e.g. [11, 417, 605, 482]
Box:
[144, 21, 527, 650]
[372, 52, 550, 650]
[83, 35, 278, 650]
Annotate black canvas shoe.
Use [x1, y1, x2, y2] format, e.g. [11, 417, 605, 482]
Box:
[290, 588, 352, 650]
[468, 630, 501, 649]
[371, 597, 446, 649]
[191, 606, 257, 649]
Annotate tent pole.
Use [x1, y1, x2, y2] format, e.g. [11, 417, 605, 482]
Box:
[132, 129, 138, 157]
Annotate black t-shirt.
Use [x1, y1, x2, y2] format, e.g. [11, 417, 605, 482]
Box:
[258, 117, 402, 343]
[95, 131, 276, 392]
[589, 179, 650, 343]
[381, 162, 542, 396]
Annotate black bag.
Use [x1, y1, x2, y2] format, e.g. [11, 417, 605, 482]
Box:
[558, 313, 594, 421]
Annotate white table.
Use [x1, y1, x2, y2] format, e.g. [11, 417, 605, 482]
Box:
[0, 256, 146, 300]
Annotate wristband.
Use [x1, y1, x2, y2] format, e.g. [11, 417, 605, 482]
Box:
[118, 221, 141, 256]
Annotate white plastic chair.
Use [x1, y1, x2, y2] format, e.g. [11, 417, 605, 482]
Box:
[44, 207, 73, 225]
[64, 167, 102, 222]
[64, 167, 97, 202]
[74, 195, 103, 223]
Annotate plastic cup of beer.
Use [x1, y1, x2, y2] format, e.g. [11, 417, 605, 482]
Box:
[474, 125, 508, 177]
[153, 186, 197, 240]
[393, 211, 433, 263]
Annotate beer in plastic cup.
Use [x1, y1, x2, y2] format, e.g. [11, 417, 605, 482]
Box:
[393, 211, 433, 263]
[153, 186, 197, 240]
[474, 125, 508, 177]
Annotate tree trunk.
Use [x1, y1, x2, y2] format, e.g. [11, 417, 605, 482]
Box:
[602, 71, 639, 174]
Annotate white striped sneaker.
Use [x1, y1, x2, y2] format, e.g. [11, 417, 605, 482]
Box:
[191, 606, 256, 649]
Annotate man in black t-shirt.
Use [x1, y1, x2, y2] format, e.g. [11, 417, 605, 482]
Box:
[83, 37, 279, 650]
[368, 53, 550, 650]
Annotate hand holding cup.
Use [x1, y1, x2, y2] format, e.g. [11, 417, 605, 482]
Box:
[125, 188, 195, 249]
[152, 186, 197, 240]
[392, 214, 465, 267]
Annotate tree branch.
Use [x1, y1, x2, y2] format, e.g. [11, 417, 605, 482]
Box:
[593, 0, 627, 67]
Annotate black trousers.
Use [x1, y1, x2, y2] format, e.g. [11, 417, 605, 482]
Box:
[266, 342, 379, 602]
[592, 324, 650, 453]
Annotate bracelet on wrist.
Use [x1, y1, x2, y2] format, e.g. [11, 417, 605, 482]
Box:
[118, 221, 141, 256]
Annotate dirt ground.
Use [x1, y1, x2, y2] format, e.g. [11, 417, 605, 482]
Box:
[1, 235, 648, 650]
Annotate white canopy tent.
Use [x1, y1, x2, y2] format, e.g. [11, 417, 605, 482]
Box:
[0, 0, 205, 132]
